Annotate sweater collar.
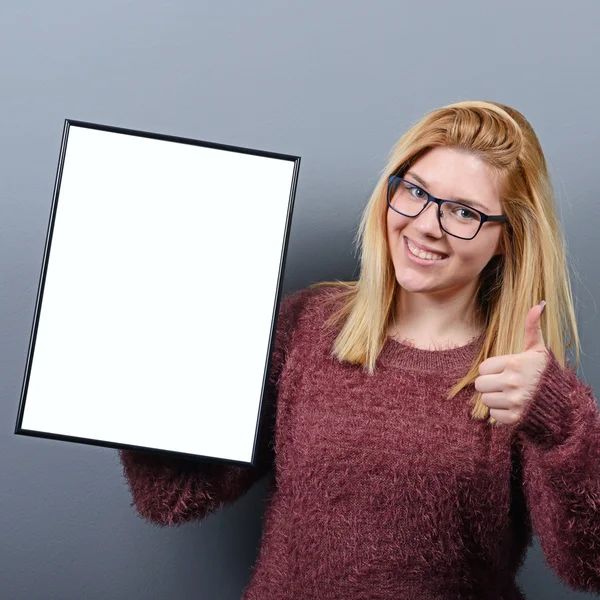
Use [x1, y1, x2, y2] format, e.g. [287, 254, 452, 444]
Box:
[378, 332, 486, 372]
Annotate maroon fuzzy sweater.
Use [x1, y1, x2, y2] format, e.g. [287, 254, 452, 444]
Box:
[119, 286, 600, 599]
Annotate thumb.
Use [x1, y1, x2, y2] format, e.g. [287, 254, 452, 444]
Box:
[524, 301, 546, 352]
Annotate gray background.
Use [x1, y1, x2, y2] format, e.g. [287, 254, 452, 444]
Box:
[1, 1, 599, 598]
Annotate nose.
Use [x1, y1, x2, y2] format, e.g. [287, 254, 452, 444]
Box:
[414, 201, 444, 237]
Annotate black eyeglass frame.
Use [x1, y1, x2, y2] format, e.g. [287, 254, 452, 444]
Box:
[387, 175, 510, 240]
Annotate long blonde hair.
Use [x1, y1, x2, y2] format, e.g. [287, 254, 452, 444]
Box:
[310, 100, 580, 425]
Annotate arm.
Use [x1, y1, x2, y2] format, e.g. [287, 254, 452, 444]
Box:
[513, 348, 600, 591]
[118, 287, 315, 527]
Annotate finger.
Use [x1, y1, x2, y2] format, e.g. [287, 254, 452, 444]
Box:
[478, 354, 515, 375]
[475, 372, 506, 393]
[480, 391, 509, 409]
[523, 301, 546, 352]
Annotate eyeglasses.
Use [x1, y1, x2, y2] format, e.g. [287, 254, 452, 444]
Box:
[387, 175, 510, 240]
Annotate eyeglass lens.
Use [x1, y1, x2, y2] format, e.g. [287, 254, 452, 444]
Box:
[389, 178, 481, 239]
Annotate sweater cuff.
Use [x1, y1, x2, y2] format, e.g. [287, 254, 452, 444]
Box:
[514, 348, 580, 448]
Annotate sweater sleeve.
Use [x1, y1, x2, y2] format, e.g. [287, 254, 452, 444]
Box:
[118, 286, 315, 527]
[513, 348, 600, 592]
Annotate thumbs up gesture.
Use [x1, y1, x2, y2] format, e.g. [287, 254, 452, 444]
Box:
[475, 302, 550, 426]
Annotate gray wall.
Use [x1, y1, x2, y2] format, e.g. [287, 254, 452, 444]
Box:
[1, 1, 599, 598]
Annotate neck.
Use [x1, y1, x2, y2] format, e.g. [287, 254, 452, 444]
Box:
[389, 284, 485, 342]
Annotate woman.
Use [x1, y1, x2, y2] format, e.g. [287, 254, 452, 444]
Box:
[118, 101, 600, 599]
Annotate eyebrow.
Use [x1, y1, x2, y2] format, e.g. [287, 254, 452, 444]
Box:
[405, 171, 491, 213]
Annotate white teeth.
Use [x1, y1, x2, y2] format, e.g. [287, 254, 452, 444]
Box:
[407, 239, 445, 261]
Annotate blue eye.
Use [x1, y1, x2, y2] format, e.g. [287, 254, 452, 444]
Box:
[405, 184, 426, 199]
[456, 207, 477, 220]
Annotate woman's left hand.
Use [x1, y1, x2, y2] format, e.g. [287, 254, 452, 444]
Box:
[475, 302, 550, 426]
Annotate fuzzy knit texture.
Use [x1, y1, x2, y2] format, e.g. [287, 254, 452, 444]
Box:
[119, 286, 600, 599]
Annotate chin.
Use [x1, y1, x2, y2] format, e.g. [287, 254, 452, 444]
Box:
[396, 281, 438, 294]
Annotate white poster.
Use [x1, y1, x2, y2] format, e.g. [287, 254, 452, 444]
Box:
[15, 120, 300, 467]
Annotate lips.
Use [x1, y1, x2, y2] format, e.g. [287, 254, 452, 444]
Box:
[405, 237, 449, 258]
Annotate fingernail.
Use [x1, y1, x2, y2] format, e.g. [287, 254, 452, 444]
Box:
[540, 300, 546, 313]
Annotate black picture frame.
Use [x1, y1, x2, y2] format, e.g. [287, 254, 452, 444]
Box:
[14, 119, 301, 469]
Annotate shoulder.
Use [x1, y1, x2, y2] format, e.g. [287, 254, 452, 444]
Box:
[278, 284, 345, 327]
[275, 285, 350, 358]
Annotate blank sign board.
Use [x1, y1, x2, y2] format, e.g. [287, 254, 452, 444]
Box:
[14, 119, 301, 467]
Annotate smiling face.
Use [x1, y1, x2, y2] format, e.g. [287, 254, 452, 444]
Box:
[386, 146, 505, 304]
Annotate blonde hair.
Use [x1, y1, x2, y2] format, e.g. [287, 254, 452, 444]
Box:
[311, 100, 580, 426]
